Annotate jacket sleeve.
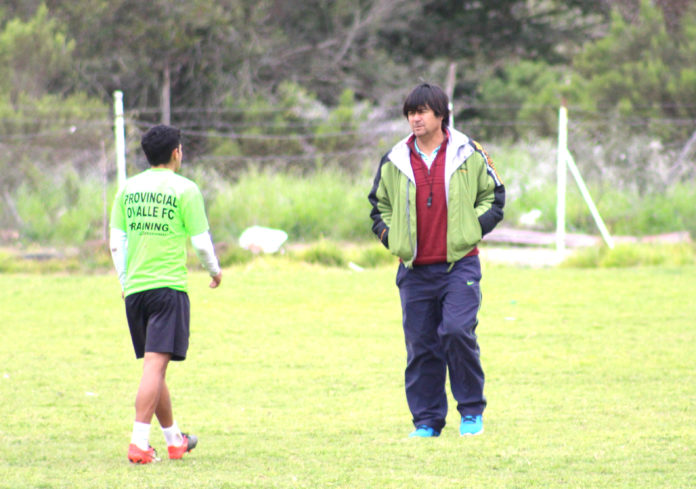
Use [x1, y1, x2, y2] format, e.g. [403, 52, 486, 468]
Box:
[472, 141, 505, 236]
[367, 152, 392, 248]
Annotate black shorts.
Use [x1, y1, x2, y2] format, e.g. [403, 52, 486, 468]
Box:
[125, 288, 190, 361]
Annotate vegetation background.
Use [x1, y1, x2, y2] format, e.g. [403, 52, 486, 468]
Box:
[1, 0, 696, 257]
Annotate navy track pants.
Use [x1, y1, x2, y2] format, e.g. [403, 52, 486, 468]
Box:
[396, 255, 486, 431]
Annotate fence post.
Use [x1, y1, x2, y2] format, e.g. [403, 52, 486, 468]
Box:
[445, 62, 456, 128]
[557, 103, 615, 251]
[114, 91, 127, 190]
[564, 150, 615, 249]
[556, 104, 568, 255]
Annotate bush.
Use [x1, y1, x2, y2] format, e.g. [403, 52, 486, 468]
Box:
[349, 242, 396, 268]
[491, 141, 696, 237]
[0, 250, 17, 272]
[206, 169, 373, 244]
[0, 249, 82, 274]
[291, 239, 346, 267]
[562, 243, 695, 268]
[5, 133, 696, 251]
[14, 171, 107, 245]
[216, 243, 255, 267]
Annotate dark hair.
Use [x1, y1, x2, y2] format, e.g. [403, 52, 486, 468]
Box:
[402, 83, 450, 130]
[140, 124, 181, 166]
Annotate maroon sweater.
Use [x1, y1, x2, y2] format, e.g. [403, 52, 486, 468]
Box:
[408, 136, 448, 265]
[407, 135, 478, 266]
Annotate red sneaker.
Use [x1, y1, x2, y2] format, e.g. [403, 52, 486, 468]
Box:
[168, 433, 198, 460]
[128, 444, 160, 464]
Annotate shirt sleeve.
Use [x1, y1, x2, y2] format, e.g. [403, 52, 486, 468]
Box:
[181, 184, 210, 237]
[109, 187, 126, 231]
[109, 227, 128, 289]
[190, 231, 221, 276]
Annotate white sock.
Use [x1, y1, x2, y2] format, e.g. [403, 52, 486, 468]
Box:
[131, 422, 151, 451]
[162, 421, 183, 447]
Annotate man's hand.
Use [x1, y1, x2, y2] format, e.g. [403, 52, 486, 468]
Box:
[209, 271, 222, 288]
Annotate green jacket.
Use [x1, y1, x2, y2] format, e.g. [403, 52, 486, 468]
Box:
[368, 128, 505, 267]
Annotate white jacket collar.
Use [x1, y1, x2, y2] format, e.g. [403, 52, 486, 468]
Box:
[388, 128, 473, 183]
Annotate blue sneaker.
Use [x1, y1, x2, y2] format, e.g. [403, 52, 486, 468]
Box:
[409, 425, 440, 438]
[460, 415, 483, 436]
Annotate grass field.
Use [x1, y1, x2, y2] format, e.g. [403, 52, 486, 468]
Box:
[1, 259, 695, 488]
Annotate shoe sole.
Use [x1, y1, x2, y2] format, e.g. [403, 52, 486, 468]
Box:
[169, 435, 198, 459]
[128, 454, 159, 464]
[460, 428, 484, 437]
[128, 444, 159, 464]
[129, 458, 156, 464]
[409, 431, 440, 438]
[168, 449, 193, 459]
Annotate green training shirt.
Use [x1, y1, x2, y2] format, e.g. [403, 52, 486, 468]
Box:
[110, 168, 210, 296]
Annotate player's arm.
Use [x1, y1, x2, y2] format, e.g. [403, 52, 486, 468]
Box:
[109, 227, 128, 293]
[190, 231, 222, 288]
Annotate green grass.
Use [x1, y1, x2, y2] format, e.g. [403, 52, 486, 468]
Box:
[1, 260, 695, 488]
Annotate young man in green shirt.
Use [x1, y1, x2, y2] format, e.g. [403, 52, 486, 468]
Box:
[110, 124, 222, 464]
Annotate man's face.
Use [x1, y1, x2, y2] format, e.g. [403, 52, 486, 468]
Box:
[407, 105, 443, 139]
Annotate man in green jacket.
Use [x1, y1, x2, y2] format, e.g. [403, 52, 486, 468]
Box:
[368, 83, 504, 437]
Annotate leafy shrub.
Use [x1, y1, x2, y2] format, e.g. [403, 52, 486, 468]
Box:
[292, 239, 346, 267]
[313, 89, 370, 171]
[349, 242, 396, 268]
[14, 171, 107, 244]
[492, 141, 696, 237]
[0, 250, 17, 272]
[474, 60, 587, 140]
[206, 169, 373, 244]
[562, 243, 695, 268]
[78, 240, 113, 270]
[216, 243, 255, 267]
[561, 247, 602, 268]
[5, 136, 696, 252]
[0, 250, 82, 274]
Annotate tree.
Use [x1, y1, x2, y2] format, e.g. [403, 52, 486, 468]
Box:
[49, 0, 249, 121]
[11, 1, 615, 117]
[259, 0, 416, 103]
[378, 0, 611, 65]
[0, 4, 75, 103]
[0, 4, 105, 232]
[572, 0, 696, 139]
[607, 0, 695, 33]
